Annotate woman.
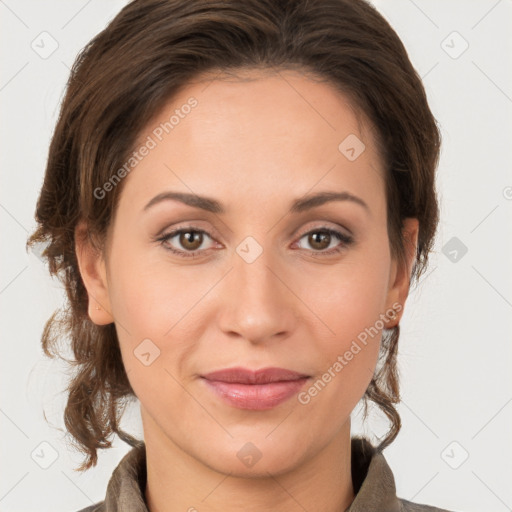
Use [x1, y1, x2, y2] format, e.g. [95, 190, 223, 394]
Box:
[26, 0, 453, 510]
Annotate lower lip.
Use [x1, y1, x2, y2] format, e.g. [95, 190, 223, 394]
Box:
[202, 377, 310, 410]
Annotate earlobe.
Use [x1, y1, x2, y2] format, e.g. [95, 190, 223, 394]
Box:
[384, 217, 419, 328]
[74, 221, 114, 325]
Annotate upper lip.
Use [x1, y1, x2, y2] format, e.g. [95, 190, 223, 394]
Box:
[202, 367, 309, 384]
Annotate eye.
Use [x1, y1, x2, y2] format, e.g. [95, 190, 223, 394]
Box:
[295, 227, 354, 256]
[156, 228, 216, 258]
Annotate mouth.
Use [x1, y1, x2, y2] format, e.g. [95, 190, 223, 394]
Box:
[200, 366, 310, 410]
[201, 366, 310, 384]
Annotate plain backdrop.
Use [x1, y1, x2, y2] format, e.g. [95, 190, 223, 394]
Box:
[1, 1, 511, 511]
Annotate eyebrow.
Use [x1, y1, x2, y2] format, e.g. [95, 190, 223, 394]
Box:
[143, 190, 370, 215]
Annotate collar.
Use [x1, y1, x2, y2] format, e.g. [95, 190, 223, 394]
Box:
[100, 436, 402, 512]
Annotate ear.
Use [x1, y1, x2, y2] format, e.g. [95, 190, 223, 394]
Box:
[384, 217, 419, 328]
[74, 220, 114, 325]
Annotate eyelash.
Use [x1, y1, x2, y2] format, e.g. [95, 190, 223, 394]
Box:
[154, 225, 354, 259]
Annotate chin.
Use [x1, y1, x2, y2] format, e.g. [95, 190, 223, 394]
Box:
[197, 437, 307, 478]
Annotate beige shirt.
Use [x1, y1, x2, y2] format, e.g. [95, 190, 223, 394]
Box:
[75, 437, 454, 512]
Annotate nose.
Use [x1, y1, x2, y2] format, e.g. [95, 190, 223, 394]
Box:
[216, 245, 298, 345]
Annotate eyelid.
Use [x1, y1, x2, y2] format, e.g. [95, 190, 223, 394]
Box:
[294, 220, 353, 239]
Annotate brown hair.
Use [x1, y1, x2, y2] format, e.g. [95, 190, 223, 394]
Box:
[26, 0, 441, 472]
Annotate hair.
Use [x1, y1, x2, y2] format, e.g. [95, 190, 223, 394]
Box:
[26, 0, 441, 472]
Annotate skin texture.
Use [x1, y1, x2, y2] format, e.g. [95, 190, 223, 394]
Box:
[75, 68, 418, 512]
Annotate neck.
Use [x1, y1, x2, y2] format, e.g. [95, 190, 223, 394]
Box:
[142, 408, 355, 512]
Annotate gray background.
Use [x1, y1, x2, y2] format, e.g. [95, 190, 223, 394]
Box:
[1, 0, 511, 511]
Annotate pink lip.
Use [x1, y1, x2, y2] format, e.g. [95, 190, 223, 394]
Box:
[201, 367, 310, 410]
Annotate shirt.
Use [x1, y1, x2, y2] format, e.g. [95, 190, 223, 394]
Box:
[74, 436, 454, 512]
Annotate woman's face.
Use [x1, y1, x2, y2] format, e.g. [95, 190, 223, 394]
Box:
[77, 68, 418, 476]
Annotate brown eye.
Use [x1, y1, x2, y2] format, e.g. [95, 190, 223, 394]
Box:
[296, 227, 354, 256]
[157, 227, 215, 258]
[178, 231, 203, 251]
[307, 231, 331, 251]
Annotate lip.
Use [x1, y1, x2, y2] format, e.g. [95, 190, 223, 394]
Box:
[202, 367, 309, 384]
[201, 367, 310, 410]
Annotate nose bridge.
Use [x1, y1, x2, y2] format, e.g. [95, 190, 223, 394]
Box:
[237, 242, 279, 301]
[218, 236, 295, 343]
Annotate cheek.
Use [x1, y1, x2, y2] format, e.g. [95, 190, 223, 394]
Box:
[106, 248, 210, 384]
[296, 247, 391, 379]
[294, 267, 389, 415]
[299, 254, 391, 337]
[107, 242, 200, 334]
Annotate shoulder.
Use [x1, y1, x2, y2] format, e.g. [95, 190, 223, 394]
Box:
[349, 437, 457, 512]
[399, 497, 457, 511]
[73, 502, 104, 512]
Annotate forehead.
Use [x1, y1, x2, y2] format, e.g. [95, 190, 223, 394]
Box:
[151, 67, 372, 147]
[116, 68, 385, 217]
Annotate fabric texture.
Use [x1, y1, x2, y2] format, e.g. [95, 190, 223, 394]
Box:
[74, 437, 455, 512]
